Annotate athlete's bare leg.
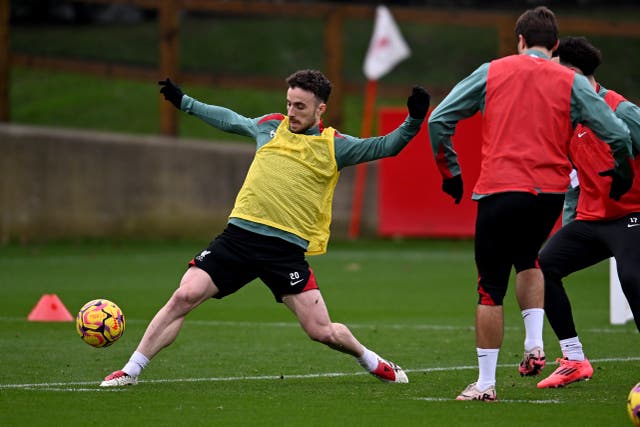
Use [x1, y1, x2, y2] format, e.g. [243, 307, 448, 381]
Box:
[136, 266, 219, 360]
[515, 268, 544, 310]
[282, 289, 364, 357]
[476, 305, 504, 349]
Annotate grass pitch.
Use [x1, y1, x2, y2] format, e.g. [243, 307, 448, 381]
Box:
[0, 239, 638, 426]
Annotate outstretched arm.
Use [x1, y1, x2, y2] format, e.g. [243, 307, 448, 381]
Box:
[335, 86, 430, 169]
[158, 78, 258, 138]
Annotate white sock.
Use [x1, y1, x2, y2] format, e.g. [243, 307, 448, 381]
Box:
[522, 308, 545, 351]
[122, 351, 149, 377]
[476, 348, 499, 391]
[356, 347, 380, 372]
[559, 337, 585, 361]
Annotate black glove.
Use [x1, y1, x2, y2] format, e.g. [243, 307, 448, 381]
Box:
[158, 78, 184, 110]
[599, 157, 634, 201]
[406, 86, 430, 120]
[442, 174, 463, 204]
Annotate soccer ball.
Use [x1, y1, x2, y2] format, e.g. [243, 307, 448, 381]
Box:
[76, 299, 125, 348]
[628, 382, 640, 426]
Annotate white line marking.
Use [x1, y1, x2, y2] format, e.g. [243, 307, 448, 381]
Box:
[413, 397, 563, 404]
[22, 387, 126, 392]
[3, 357, 639, 392]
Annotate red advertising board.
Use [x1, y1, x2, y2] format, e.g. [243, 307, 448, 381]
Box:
[378, 108, 483, 238]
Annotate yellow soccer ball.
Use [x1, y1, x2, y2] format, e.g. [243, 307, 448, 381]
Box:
[76, 299, 125, 348]
[628, 382, 640, 426]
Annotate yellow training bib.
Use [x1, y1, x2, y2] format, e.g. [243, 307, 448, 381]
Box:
[230, 118, 339, 255]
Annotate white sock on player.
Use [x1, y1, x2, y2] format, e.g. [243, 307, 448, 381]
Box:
[522, 308, 545, 351]
[560, 336, 585, 361]
[122, 351, 149, 377]
[476, 347, 499, 391]
[356, 346, 380, 372]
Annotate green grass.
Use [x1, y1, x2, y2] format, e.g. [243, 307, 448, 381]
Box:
[8, 11, 640, 140]
[9, 15, 498, 84]
[10, 12, 640, 92]
[0, 239, 638, 426]
[9, 65, 408, 140]
[5, 9, 640, 425]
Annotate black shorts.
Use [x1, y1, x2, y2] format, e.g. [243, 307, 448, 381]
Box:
[539, 212, 640, 334]
[540, 212, 640, 282]
[189, 224, 319, 303]
[474, 192, 564, 305]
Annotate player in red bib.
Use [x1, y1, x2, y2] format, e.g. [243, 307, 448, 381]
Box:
[537, 36, 640, 389]
[428, 7, 633, 401]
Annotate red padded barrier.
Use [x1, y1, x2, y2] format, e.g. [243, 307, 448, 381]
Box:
[377, 108, 482, 238]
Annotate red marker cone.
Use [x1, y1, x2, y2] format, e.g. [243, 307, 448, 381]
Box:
[27, 294, 74, 322]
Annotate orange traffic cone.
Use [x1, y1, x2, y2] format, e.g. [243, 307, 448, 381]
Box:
[27, 294, 74, 322]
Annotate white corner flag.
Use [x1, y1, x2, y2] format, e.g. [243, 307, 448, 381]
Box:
[363, 5, 411, 81]
[350, 5, 411, 239]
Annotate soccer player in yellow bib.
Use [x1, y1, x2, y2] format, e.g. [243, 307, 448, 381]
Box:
[100, 69, 430, 387]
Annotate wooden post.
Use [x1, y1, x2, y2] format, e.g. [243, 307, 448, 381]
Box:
[497, 17, 515, 58]
[0, 0, 10, 122]
[159, 0, 180, 137]
[348, 80, 377, 239]
[323, 7, 344, 129]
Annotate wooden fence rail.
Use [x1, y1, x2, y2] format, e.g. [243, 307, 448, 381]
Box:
[1, 0, 639, 134]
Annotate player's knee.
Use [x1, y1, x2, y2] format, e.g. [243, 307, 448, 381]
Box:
[305, 325, 335, 345]
[618, 269, 640, 300]
[169, 286, 204, 311]
[538, 251, 560, 279]
[617, 264, 636, 284]
[307, 329, 332, 345]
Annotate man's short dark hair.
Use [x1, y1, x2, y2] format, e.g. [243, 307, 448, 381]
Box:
[555, 36, 602, 76]
[286, 70, 332, 103]
[514, 6, 558, 51]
